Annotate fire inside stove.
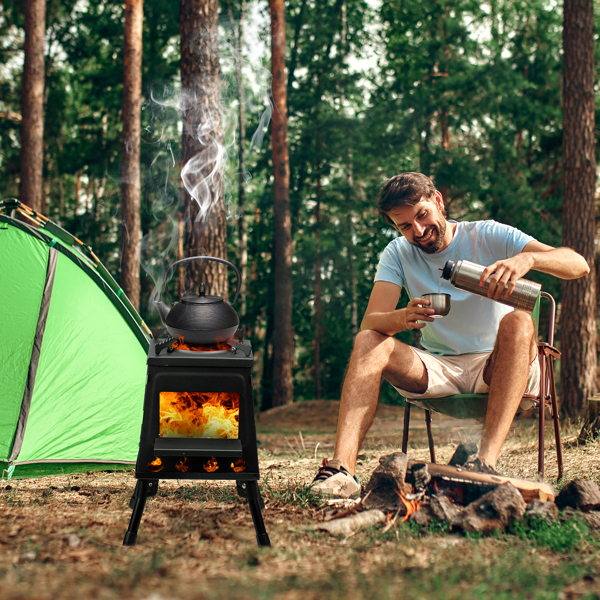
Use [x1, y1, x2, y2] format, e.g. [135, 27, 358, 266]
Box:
[174, 339, 233, 352]
[159, 392, 240, 439]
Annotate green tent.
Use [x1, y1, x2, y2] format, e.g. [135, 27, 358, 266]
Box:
[0, 200, 151, 478]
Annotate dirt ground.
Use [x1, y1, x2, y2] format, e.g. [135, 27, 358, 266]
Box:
[1, 400, 600, 600]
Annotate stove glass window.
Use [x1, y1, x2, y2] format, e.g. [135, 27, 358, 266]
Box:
[159, 392, 240, 439]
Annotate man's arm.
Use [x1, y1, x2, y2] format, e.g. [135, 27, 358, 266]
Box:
[480, 240, 590, 300]
[360, 281, 435, 335]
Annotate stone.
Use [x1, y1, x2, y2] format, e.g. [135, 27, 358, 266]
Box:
[462, 482, 526, 534]
[526, 499, 558, 522]
[407, 506, 434, 527]
[429, 495, 463, 528]
[582, 512, 600, 529]
[555, 480, 600, 512]
[448, 443, 479, 467]
[363, 452, 408, 511]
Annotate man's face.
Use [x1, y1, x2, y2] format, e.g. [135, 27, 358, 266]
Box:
[387, 193, 448, 254]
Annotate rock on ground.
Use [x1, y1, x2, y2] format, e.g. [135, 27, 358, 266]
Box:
[363, 452, 408, 511]
[526, 499, 559, 522]
[555, 480, 600, 512]
[462, 482, 526, 534]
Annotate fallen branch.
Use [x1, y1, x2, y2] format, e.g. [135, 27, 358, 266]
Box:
[314, 509, 386, 536]
[323, 491, 372, 522]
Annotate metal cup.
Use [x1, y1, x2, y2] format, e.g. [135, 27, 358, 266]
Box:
[422, 293, 451, 318]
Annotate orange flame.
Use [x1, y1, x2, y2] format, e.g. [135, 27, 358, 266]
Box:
[204, 457, 218, 472]
[175, 457, 190, 473]
[397, 489, 420, 521]
[231, 458, 246, 473]
[173, 336, 233, 352]
[159, 392, 239, 439]
[147, 457, 163, 472]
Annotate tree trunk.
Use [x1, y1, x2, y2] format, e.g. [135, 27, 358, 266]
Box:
[578, 394, 600, 444]
[120, 0, 144, 310]
[313, 131, 322, 400]
[560, 0, 597, 418]
[178, 211, 185, 297]
[229, 0, 248, 317]
[346, 158, 358, 338]
[75, 170, 81, 217]
[19, 0, 46, 213]
[180, 0, 227, 298]
[269, 0, 294, 406]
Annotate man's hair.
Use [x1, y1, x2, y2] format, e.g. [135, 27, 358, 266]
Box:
[377, 172, 438, 226]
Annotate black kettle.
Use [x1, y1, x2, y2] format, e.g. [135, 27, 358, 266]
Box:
[154, 256, 241, 345]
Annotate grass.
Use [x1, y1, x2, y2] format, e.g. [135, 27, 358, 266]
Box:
[1, 415, 600, 599]
[512, 514, 590, 553]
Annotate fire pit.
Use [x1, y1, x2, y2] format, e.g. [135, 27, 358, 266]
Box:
[122, 335, 270, 547]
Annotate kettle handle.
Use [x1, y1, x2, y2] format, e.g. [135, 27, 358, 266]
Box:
[163, 256, 241, 306]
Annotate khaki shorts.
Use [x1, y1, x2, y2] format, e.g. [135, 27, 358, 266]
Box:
[393, 347, 540, 409]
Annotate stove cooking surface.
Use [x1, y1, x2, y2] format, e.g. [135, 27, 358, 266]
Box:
[147, 338, 253, 366]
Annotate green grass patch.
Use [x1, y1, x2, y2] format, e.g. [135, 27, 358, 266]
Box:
[511, 514, 589, 552]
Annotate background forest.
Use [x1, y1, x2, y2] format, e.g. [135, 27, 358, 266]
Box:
[1, 0, 599, 410]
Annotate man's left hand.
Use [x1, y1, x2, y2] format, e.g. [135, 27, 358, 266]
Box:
[480, 254, 535, 300]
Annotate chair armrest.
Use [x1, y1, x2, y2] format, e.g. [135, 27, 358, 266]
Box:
[537, 342, 561, 359]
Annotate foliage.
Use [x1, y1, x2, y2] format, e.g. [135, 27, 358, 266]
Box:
[1, 0, 599, 405]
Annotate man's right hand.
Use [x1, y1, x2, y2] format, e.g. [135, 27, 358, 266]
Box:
[403, 298, 436, 330]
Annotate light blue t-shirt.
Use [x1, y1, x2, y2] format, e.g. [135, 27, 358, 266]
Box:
[374, 220, 535, 356]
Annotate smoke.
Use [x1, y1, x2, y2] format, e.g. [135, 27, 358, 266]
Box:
[138, 10, 272, 310]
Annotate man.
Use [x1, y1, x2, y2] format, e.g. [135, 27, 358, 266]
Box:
[312, 172, 589, 497]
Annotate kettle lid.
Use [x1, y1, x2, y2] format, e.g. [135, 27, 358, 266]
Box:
[180, 282, 224, 305]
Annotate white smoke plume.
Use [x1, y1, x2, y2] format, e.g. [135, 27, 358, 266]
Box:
[138, 8, 272, 310]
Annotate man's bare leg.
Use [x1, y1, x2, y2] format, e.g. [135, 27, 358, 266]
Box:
[479, 311, 537, 468]
[332, 330, 428, 475]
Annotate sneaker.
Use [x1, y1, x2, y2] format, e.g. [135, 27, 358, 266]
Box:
[310, 458, 361, 498]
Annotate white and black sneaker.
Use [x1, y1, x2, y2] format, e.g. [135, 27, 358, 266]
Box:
[310, 458, 361, 498]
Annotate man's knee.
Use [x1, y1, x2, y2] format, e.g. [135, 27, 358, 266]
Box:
[353, 329, 395, 356]
[497, 311, 535, 344]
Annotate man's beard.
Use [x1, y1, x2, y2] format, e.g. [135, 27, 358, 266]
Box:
[412, 219, 447, 254]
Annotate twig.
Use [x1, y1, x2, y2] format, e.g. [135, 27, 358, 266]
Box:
[381, 503, 404, 534]
[284, 435, 299, 456]
[299, 431, 306, 451]
[323, 491, 372, 522]
[314, 442, 320, 461]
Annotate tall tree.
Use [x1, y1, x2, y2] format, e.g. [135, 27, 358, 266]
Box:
[560, 0, 597, 417]
[180, 0, 227, 297]
[228, 0, 249, 316]
[120, 0, 144, 310]
[19, 0, 46, 212]
[269, 0, 294, 406]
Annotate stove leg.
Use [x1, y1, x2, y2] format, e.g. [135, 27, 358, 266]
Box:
[237, 481, 270, 548]
[123, 479, 159, 546]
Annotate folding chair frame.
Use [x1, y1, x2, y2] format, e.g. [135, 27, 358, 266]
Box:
[400, 292, 563, 480]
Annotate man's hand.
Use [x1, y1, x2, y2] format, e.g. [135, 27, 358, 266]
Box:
[480, 254, 535, 300]
[403, 298, 436, 329]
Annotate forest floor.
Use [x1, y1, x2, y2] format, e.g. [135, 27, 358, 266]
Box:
[2, 400, 600, 600]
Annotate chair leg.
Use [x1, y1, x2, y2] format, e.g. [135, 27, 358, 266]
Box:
[402, 401, 411, 454]
[548, 358, 563, 480]
[538, 351, 547, 480]
[425, 410, 436, 464]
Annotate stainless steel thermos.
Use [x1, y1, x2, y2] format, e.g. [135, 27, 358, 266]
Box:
[441, 260, 541, 313]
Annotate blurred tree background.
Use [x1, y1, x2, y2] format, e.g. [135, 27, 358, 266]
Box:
[1, 0, 598, 409]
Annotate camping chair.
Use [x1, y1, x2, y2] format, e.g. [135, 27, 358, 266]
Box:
[400, 291, 563, 480]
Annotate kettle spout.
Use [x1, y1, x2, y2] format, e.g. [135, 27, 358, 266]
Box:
[154, 300, 170, 326]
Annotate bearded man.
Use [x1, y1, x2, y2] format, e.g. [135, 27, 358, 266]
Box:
[311, 172, 589, 497]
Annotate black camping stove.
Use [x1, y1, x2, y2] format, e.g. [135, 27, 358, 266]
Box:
[123, 337, 270, 547]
